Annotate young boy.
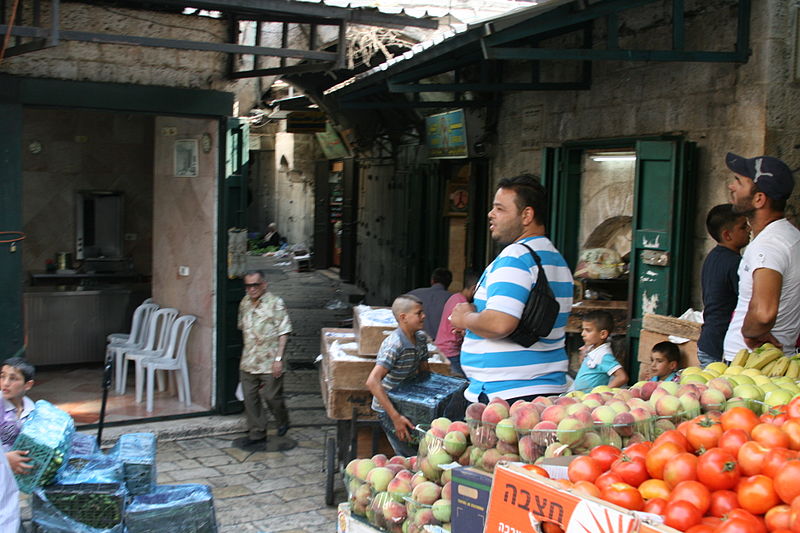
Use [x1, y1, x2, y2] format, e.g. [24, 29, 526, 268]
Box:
[698, 204, 749, 366]
[650, 341, 682, 382]
[2, 358, 35, 476]
[572, 311, 628, 392]
[434, 269, 480, 378]
[366, 294, 430, 456]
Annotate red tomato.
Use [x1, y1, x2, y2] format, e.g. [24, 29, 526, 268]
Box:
[541, 523, 564, 533]
[638, 479, 670, 501]
[790, 495, 800, 533]
[685, 526, 715, 533]
[686, 416, 723, 451]
[595, 471, 624, 493]
[762, 406, 789, 426]
[646, 441, 684, 479]
[663, 500, 702, 531]
[718, 428, 750, 456]
[654, 429, 691, 452]
[568, 456, 603, 483]
[572, 480, 601, 499]
[708, 490, 739, 518]
[643, 497, 667, 515]
[738, 440, 770, 476]
[522, 464, 550, 478]
[737, 474, 781, 515]
[623, 442, 652, 462]
[773, 460, 800, 504]
[697, 448, 740, 491]
[727, 509, 767, 533]
[601, 482, 644, 511]
[677, 420, 692, 437]
[787, 396, 800, 419]
[763, 448, 798, 478]
[589, 445, 622, 472]
[752, 423, 791, 449]
[783, 419, 800, 451]
[715, 518, 764, 533]
[765, 504, 792, 532]
[663, 452, 698, 489]
[610, 455, 649, 488]
[721, 406, 761, 435]
[669, 480, 711, 515]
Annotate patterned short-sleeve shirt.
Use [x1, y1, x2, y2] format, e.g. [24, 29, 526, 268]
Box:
[371, 329, 428, 412]
[238, 292, 293, 374]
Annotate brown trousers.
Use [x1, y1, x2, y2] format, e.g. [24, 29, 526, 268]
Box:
[240, 370, 289, 440]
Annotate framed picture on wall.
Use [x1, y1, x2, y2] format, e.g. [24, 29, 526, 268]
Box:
[174, 139, 199, 177]
[445, 181, 469, 217]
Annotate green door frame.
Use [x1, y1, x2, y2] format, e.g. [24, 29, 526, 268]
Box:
[0, 75, 234, 413]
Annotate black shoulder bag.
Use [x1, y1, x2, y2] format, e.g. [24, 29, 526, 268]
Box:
[507, 242, 561, 347]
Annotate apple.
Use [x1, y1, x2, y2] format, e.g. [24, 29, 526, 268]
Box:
[655, 394, 682, 417]
[679, 393, 701, 415]
[495, 418, 518, 444]
[707, 377, 734, 399]
[411, 481, 441, 505]
[482, 402, 509, 424]
[431, 417, 452, 434]
[432, 499, 451, 522]
[509, 399, 529, 416]
[659, 381, 680, 396]
[556, 417, 586, 446]
[591, 405, 617, 425]
[465, 402, 486, 421]
[640, 381, 659, 401]
[511, 404, 540, 431]
[700, 388, 727, 412]
[443, 430, 467, 456]
[540, 405, 567, 424]
[612, 411, 636, 437]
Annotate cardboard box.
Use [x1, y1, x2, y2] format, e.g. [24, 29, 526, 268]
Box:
[486, 463, 679, 533]
[452, 466, 493, 533]
[319, 352, 377, 420]
[637, 313, 701, 380]
[353, 306, 397, 355]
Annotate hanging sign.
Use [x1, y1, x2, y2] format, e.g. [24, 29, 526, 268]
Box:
[426, 109, 468, 159]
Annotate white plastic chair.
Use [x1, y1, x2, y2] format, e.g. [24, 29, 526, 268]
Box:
[119, 307, 179, 395]
[106, 302, 159, 393]
[140, 314, 196, 412]
[106, 299, 156, 344]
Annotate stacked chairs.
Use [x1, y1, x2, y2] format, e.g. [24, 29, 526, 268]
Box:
[119, 308, 179, 396]
[106, 301, 159, 394]
[139, 315, 196, 412]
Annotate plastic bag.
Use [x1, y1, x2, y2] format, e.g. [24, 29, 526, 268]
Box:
[11, 400, 75, 492]
[574, 248, 624, 279]
[109, 433, 157, 496]
[125, 484, 217, 533]
[32, 486, 126, 533]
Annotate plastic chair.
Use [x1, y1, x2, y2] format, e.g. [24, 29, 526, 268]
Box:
[139, 315, 196, 412]
[106, 302, 159, 393]
[106, 299, 156, 344]
[119, 307, 179, 395]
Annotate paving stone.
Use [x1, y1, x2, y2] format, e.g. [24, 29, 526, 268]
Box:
[198, 454, 236, 467]
[169, 467, 224, 481]
[212, 485, 254, 499]
[244, 477, 298, 494]
[277, 483, 326, 501]
[223, 447, 253, 462]
[182, 446, 228, 459]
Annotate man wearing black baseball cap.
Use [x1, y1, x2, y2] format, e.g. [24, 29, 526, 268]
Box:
[722, 152, 800, 360]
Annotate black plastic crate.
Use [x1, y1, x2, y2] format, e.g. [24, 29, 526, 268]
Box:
[110, 433, 156, 496]
[35, 483, 126, 531]
[387, 373, 468, 426]
[125, 484, 217, 533]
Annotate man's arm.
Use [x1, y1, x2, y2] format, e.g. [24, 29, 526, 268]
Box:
[742, 268, 783, 349]
[271, 334, 288, 378]
[365, 365, 414, 442]
[449, 304, 519, 339]
[608, 367, 628, 389]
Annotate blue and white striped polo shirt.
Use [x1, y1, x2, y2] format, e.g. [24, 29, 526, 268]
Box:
[461, 236, 574, 401]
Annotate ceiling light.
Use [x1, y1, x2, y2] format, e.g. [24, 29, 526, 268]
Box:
[590, 155, 637, 162]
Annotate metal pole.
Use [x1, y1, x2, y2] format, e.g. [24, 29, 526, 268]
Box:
[96, 350, 114, 448]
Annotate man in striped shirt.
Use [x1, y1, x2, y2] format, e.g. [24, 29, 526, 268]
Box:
[450, 174, 573, 403]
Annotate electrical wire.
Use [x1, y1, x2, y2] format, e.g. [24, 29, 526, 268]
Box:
[0, 231, 26, 244]
[0, 0, 22, 64]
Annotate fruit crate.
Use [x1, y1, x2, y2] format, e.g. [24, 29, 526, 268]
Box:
[125, 484, 217, 533]
[68, 433, 100, 468]
[386, 373, 468, 428]
[33, 483, 127, 532]
[11, 400, 75, 493]
[110, 432, 156, 496]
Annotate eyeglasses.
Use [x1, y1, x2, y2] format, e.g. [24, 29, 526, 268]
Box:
[244, 283, 264, 288]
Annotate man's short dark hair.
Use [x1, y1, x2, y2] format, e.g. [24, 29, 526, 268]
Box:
[581, 311, 614, 335]
[497, 173, 548, 226]
[463, 269, 480, 288]
[753, 184, 788, 212]
[706, 204, 743, 242]
[2, 357, 35, 382]
[431, 268, 452, 288]
[243, 270, 266, 281]
[652, 341, 681, 364]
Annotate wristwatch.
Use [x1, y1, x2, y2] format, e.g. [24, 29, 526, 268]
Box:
[275, 356, 283, 362]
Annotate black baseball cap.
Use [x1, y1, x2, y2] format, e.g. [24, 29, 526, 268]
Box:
[726, 152, 795, 200]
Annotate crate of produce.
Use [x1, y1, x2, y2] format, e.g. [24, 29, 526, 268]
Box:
[33, 482, 127, 532]
[386, 373, 468, 427]
[109, 432, 157, 496]
[11, 400, 75, 493]
[125, 484, 217, 533]
[67, 433, 100, 468]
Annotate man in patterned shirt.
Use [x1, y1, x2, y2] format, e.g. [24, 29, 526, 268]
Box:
[236, 270, 292, 451]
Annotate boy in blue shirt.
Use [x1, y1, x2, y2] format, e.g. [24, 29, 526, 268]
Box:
[573, 311, 628, 391]
[649, 341, 681, 382]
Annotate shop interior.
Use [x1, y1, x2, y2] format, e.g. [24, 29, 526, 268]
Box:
[21, 107, 208, 425]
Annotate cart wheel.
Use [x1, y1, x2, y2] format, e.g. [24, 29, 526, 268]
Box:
[325, 435, 337, 506]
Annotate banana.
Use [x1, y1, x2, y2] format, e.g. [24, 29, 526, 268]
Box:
[747, 348, 784, 370]
[762, 359, 778, 375]
[787, 360, 800, 379]
[769, 357, 790, 377]
[732, 349, 750, 367]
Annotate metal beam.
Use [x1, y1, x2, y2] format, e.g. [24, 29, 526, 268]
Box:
[0, 25, 339, 59]
[483, 47, 750, 63]
[339, 100, 493, 109]
[387, 81, 589, 92]
[126, 0, 438, 29]
[230, 62, 334, 78]
[2, 39, 52, 57]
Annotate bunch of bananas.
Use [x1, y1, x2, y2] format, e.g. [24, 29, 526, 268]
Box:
[731, 343, 800, 378]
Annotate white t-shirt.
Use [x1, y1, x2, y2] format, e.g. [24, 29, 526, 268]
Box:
[0, 453, 20, 533]
[723, 218, 800, 360]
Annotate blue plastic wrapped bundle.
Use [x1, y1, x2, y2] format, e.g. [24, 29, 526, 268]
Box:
[11, 400, 75, 493]
[68, 433, 100, 468]
[125, 484, 218, 533]
[110, 432, 157, 495]
[57, 455, 125, 485]
[386, 373, 469, 426]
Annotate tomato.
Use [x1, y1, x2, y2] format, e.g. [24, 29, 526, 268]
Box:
[783, 419, 800, 451]
[601, 482, 644, 511]
[790, 495, 800, 533]
[685, 525, 715, 533]
[708, 490, 739, 517]
[737, 474, 781, 515]
[638, 478, 670, 500]
[774, 460, 800, 504]
[721, 406, 761, 435]
[765, 504, 792, 532]
[678, 420, 692, 437]
[752, 423, 791, 449]
[643, 497, 667, 515]
[595, 471, 625, 492]
[697, 448, 740, 491]
[669, 480, 711, 514]
[663, 452, 698, 488]
[568, 456, 603, 483]
[589, 444, 622, 472]
[738, 440, 770, 476]
[646, 441, 684, 479]
[654, 429, 691, 452]
[623, 442, 652, 462]
[727, 508, 767, 533]
[541, 523, 564, 533]
[718, 428, 750, 456]
[763, 448, 798, 478]
[787, 396, 800, 419]
[610, 455, 649, 488]
[686, 416, 723, 451]
[572, 480, 601, 499]
[762, 406, 789, 426]
[716, 518, 764, 533]
[664, 500, 702, 531]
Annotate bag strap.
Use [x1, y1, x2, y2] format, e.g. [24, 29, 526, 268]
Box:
[517, 241, 550, 286]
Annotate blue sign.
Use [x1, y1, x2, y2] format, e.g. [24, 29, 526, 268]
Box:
[426, 109, 468, 158]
